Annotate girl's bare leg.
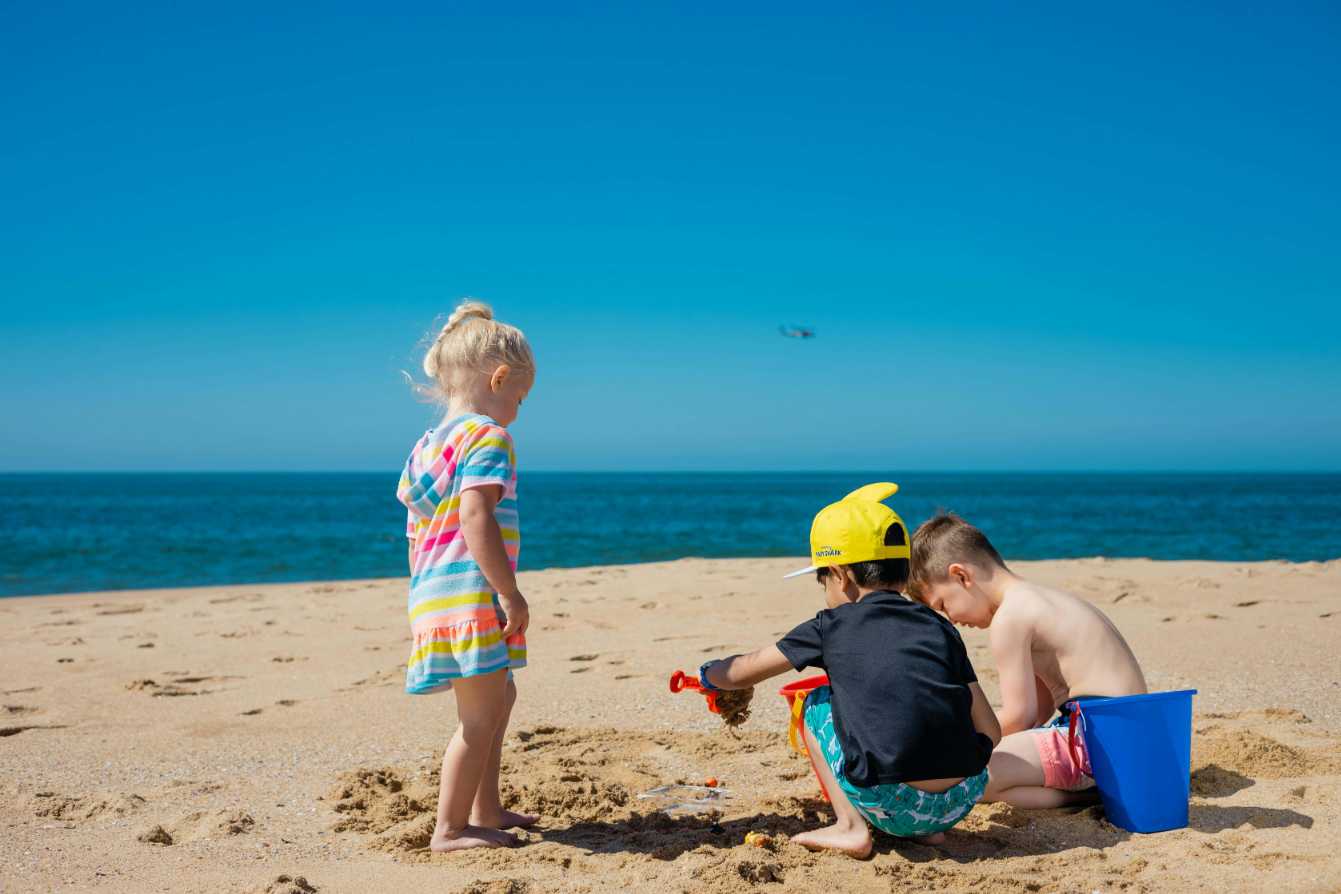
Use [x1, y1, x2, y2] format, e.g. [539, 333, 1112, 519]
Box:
[469, 678, 539, 829]
[790, 722, 873, 858]
[430, 670, 517, 852]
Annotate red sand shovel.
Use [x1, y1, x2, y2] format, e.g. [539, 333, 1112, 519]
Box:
[668, 670, 725, 715]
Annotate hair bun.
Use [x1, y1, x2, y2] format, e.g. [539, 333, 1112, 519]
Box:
[442, 300, 494, 335]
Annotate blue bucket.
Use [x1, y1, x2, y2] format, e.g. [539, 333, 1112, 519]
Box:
[1074, 689, 1197, 833]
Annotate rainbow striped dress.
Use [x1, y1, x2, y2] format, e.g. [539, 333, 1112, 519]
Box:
[397, 413, 525, 694]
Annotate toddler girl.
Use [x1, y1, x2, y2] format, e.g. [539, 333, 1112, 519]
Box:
[397, 300, 536, 851]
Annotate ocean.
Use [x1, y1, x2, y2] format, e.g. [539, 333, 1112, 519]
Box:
[2, 472, 1338, 598]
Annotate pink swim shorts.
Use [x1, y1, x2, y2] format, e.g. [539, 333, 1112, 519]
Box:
[1031, 720, 1094, 791]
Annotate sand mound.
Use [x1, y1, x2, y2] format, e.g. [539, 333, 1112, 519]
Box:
[165, 809, 256, 842]
[249, 875, 318, 894]
[136, 825, 173, 845]
[1195, 730, 1341, 779]
[32, 792, 147, 822]
[327, 768, 429, 834]
[456, 881, 530, 894]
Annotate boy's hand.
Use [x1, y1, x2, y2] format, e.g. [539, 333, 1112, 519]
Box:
[499, 590, 530, 638]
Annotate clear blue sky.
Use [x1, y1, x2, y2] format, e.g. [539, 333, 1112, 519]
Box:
[4, 3, 1338, 472]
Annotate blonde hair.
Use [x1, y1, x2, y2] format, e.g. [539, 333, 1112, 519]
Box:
[415, 300, 535, 404]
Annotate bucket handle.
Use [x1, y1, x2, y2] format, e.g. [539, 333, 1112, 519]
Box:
[787, 693, 808, 755]
[1067, 703, 1084, 770]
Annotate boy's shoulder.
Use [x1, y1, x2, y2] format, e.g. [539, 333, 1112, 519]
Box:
[988, 580, 1053, 634]
[989, 578, 1095, 646]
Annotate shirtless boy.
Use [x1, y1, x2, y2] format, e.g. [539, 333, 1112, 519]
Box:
[908, 513, 1147, 808]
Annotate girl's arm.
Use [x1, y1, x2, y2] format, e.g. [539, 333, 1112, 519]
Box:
[701, 645, 793, 691]
[459, 486, 529, 638]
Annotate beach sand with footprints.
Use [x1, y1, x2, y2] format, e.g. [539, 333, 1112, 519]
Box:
[2, 558, 1339, 893]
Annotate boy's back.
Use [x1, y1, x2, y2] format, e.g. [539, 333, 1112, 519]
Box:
[991, 580, 1147, 727]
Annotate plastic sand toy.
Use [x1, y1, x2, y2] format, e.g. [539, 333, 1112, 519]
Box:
[637, 783, 732, 816]
[669, 670, 754, 727]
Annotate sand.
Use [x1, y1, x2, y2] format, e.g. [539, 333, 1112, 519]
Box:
[1, 557, 1339, 893]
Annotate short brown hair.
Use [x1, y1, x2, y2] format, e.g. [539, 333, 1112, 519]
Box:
[908, 513, 1008, 598]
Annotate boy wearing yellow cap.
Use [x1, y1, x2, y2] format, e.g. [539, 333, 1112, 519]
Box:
[697, 484, 1001, 857]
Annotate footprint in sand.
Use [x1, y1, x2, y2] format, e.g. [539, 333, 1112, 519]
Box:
[570, 654, 599, 662]
[2, 724, 68, 737]
[95, 604, 146, 616]
[125, 675, 239, 697]
[570, 667, 592, 674]
[1234, 600, 1261, 608]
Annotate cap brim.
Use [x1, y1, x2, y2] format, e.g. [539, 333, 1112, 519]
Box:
[782, 565, 817, 580]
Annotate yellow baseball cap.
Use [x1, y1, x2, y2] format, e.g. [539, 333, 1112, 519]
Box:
[783, 482, 911, 579]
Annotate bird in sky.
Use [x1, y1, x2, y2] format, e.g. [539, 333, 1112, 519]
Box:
[778, 325, 816, 339]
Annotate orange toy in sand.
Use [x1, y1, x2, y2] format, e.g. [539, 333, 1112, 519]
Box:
[669, 670, 723, 713]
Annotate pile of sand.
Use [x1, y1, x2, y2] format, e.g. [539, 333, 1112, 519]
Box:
[1195, 729, 1341, 780]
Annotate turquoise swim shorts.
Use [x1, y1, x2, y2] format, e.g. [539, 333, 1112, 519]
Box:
[802, 686, 987, 838]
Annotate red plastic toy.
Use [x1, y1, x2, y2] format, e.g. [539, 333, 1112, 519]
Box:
[669, 670, 724, 715]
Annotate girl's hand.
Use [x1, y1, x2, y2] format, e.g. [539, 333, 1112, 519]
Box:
[499, 590, 530, 638]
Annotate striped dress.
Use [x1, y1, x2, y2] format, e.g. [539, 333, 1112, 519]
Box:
[397, 413, 525, 694]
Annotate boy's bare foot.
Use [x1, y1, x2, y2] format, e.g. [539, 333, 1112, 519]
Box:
[912, 831, 946, 845]
[791, 821, 873, 859]
[470, 808, 540, 830]
[429, 825, 518, 852]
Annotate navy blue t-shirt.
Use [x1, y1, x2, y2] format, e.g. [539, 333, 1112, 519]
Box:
[776, 590, 992, 788]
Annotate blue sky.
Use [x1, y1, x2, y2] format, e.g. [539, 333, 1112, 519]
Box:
[3, 3, 1338, 471]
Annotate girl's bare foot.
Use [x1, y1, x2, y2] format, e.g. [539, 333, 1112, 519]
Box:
[429, 825, 518, 852]
[791, 821, 873, 859]
[470, 808, 540, 830]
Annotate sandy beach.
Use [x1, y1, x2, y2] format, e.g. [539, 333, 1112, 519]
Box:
[2, 557, 1339, 893]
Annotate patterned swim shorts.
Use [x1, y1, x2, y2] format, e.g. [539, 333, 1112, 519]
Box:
[802, 686, 987, 838]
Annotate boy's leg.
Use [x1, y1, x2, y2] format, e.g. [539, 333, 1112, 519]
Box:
[431, 670, 517, 851]
[469, 678, 539, 829]
[984, 730, 1096, 809]
[790, 721, 873, 858]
